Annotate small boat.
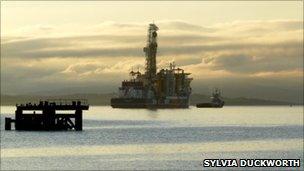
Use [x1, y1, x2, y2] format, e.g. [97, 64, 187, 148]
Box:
[196, 88, 224, 108]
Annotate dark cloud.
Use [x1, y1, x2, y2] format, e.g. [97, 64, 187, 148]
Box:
[3, 36, 301, 60]
[207, 50, 303, 73]
[160, 35, 222, 44]
[2, 62, 302, 103]
[0, 64, 123, 96]
[8, 47, 142, 58]
[2, 38, 69, 57]
[159, 40, 302, 57]
[192, 76, 303, 104]
[211, 54, 253, 68]
[2, 34, 224, 58]
[1, 65, 60, 82]
[237, 20, 303, 33]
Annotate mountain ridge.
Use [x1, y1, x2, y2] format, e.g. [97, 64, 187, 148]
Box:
[1, 93, 299, 106]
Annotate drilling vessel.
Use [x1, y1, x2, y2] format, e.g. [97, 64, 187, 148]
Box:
[111, 23, 193, 108]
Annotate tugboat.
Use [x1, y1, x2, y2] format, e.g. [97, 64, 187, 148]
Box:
[196, 88, 225, 108]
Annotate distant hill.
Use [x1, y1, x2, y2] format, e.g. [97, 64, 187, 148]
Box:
[0, 93, 298, 106]
[191, 94, 296, 106]
[0, 93, 114, 106]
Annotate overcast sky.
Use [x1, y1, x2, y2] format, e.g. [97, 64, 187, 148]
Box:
[1, 1, 303, 103]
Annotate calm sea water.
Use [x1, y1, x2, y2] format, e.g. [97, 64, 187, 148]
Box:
[1, 106, 303, 170]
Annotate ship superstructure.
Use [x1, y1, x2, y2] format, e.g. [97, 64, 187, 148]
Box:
[111, 23, 193, 108]
[196, 88, 225, 108]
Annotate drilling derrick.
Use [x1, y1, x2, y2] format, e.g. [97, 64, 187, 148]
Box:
[143, 23, 159, 81]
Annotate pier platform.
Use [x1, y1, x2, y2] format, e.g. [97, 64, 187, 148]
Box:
[5, 99, 89, 131]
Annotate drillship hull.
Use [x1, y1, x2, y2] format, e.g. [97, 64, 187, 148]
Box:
[196, 103, 224, 108]
[111, 98, 149, 108]
[111, 98, 189, 108]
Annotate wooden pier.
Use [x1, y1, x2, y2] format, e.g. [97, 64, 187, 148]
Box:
[5, 99, 89, 131]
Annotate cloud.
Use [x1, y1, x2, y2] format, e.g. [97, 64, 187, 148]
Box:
[2, 38, 68, 55]
[3, 38, 301, 61]
[2, 33, 225, 59]
[2, 20, 301, 60]
[1, 20, 303, 102]
[12, 47, 142, 58]
[158, 20, 216, 32]
[202, 50, 303, 73]
[213, 20, 303, 35]
[61, 63, 105, 74]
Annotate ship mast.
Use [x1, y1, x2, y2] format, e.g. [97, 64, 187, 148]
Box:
[143, 23, 159, 81]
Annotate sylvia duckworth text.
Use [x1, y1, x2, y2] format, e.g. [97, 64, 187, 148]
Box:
[202, 159, 301, 168]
